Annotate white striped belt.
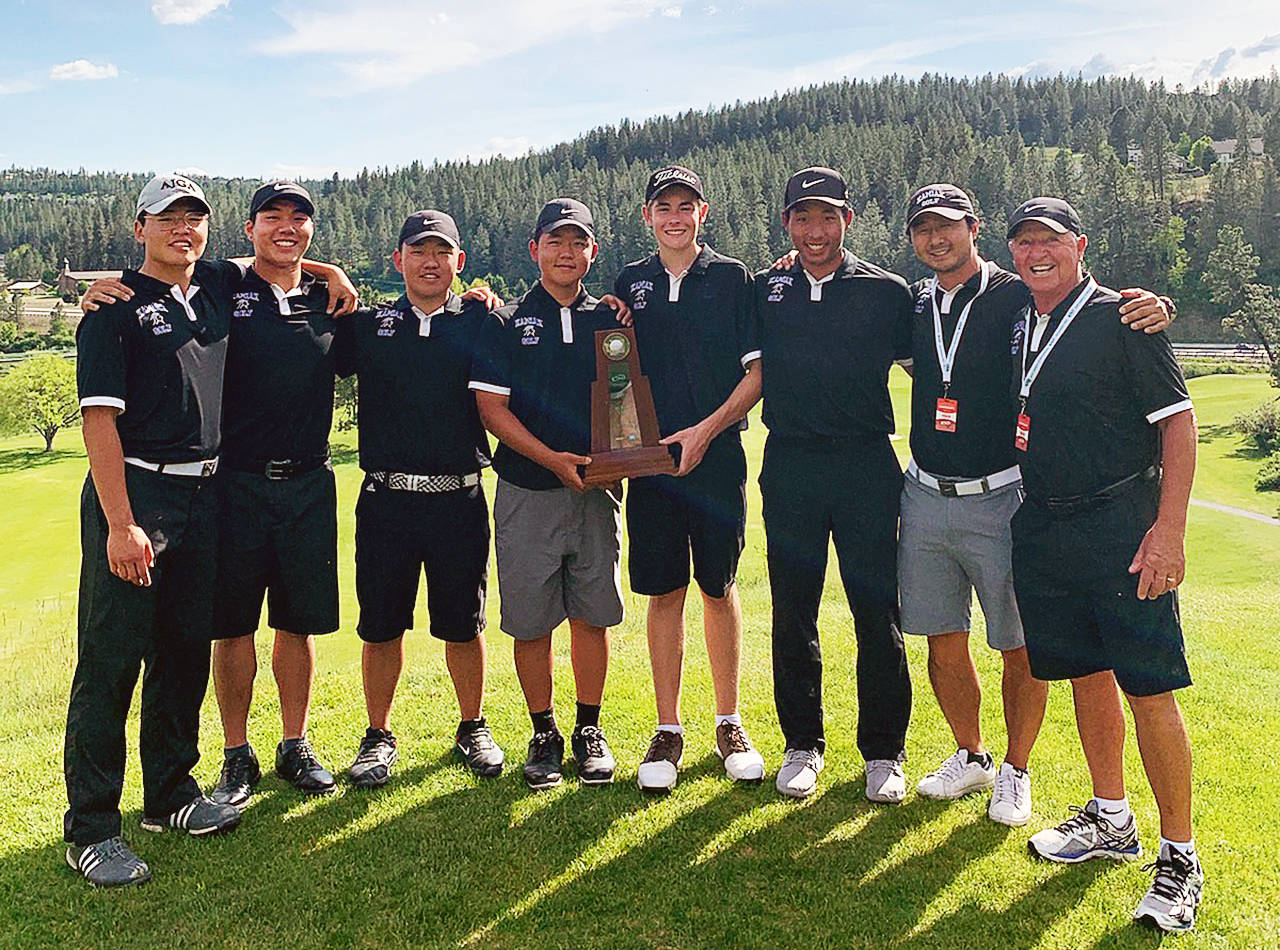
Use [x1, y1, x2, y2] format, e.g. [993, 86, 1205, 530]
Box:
[124, 456, 219, 477]
[368, 470, 480, 493]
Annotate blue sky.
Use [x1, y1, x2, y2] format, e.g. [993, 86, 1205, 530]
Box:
[3, 1, 1280, 179]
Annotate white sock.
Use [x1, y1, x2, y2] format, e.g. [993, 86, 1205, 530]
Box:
[1092, 795, 1132, 828]
[1160, 837, 1197, 860]
[715, 712, 741, 727]
[657, 723, 683, 735]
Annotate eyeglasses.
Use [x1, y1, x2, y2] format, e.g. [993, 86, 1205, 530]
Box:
[146, 210, 209, 229]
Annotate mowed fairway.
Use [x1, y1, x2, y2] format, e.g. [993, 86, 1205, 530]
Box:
[1, 372, 1277, 949]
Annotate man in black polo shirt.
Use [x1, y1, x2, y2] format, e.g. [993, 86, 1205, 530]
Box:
[756, 167, 913, 803]
[611, 166, 765, 792]
[898, 184, 1172, 826]
[1006, 198, 1202, 934]
[66, 173, 242, 887]
[471, 198, 624, 790]
[335, 210, 504, 786]
[207, 182, 348, 803]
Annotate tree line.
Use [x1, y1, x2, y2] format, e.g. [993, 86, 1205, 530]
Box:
[3, 72, 1280, 344]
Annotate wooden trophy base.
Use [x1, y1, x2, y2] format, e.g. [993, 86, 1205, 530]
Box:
[581, 445, 676, 487]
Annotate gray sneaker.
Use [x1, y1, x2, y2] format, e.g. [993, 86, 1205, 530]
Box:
[140, 795, 241, 836]
[349, 728, 398, 789]
[775, 748, 823, 798]
[1028, 800, 1142, 863]
[66, 836, 151, 888]
[1133, 844, 1205, 933]
[865, 758, 907, 804]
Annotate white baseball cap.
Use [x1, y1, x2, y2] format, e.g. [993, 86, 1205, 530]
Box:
[136, 173, 211, 217]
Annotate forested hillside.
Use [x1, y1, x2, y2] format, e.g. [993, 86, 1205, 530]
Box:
[4, 72, 1280, 340]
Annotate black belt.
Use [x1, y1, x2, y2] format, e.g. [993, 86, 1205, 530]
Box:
[1040, 465, 1159, 514]
[223, 455, 330, 480]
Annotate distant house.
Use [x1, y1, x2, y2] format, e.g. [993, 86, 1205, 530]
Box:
[1126, 143, 1192, 173]
[1210, 137, 1265, 166]
[3, 279, 50, 294]
[57, 259, 123, 298]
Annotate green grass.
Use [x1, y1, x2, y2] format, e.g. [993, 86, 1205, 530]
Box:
[1, 372, 1278, 948]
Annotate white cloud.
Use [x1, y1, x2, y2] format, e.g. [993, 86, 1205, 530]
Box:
[258, 1, 682, 91]
[463, 136, 535, 160]
[661, 6, 682, 17]
[1191, 33, 1280, 84]
[151, 0, 231, 25]
[0, 78, 39, 95]
[49, 60, 118, 81]
[172, 165, 210, 178]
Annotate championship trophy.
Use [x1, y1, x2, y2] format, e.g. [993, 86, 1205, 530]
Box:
[581, 327, 677, 486]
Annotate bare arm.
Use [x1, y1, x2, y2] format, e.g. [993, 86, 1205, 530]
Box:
[1129, 408, 1196, 599]
[82, 406, 154, 586]
[661, 359, 762, 475]
[1118, 288, 1174, 333]
[474, 390, 590, 492]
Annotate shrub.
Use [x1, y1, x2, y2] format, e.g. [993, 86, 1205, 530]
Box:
[1232, 399, 1280, 453]
[1257, 453, 1280, 493]
[1180, 359, 1255, 379]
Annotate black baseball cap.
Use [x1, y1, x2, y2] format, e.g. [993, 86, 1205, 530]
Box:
[905, 183, 976, 231]
[783, 166, 849, 212]
[645, 165, 705, 203]
[533, 197, 595, 241]
[249, 180, 315, 219]
[1006, 197, 1083, 238]
[397, 209, 461, 249]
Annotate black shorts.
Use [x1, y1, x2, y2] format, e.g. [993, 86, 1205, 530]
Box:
[1011, 485, 1192, 697]
[626, 436, 747, 598]
[212, 465, 339, 639]
[354, 475, 488, 644]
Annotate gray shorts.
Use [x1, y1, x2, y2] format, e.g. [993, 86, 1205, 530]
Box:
[493, 478, 624, 640]
[898, 470, 1025, 651]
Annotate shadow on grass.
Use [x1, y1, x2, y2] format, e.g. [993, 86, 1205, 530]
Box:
[0, 446, 80, 474]
[1, 762, 1146, 950]
[1197, 423, 1270, 461]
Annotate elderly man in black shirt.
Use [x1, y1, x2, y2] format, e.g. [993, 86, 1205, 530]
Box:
[1006, 197, 1203, 934]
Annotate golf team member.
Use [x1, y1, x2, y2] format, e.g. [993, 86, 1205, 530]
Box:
[899, 185, 1173, 825]
[66, 174, 241, 887]
[208, 182, 349, 803]
[335, 210, 504, 787]
[1005, 198, 1202, 933]
[612, 166, 765, 792]
[756, 167, 912, 802]
[471, 198, 624, 790]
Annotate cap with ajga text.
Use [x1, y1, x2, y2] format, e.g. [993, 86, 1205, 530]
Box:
[249, 180, 316, 219]
[398, 210, 461, 249]
[783, 166, 848, 212]
[136, 173, 211, 217]
[906, 183, 975, 232]
[1006, 197, 1083, 238]
[533, 197, 595, 241]
[645, 166, 705, 203]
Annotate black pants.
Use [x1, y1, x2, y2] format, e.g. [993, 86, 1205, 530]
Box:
[760, 436, 910, 759]
[64, 467, 217, 845]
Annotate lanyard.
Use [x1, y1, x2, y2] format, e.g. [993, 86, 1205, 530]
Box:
[931, 260, 991, 394]
[1019, 278, 1097, 407]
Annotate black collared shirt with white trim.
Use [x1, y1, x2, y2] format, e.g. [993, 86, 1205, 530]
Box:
[76, 260, 241, 463]
[469, 283, 618, 491]
[220, 268, 341, 466]
[336, 292, 491, 476]
[613, 244, 758, 445]
[1012, 278, 1191, 501]
[908, 263, 1029, 478]
[754, 250, 913, 442]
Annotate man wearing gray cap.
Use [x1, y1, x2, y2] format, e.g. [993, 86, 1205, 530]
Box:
[66, 173, 244, 886]
[1006, 197, 1203, 934]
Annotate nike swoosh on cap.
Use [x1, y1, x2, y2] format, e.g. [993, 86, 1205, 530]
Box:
[801, 178, 825, 188]
[273, 182, 291, 190]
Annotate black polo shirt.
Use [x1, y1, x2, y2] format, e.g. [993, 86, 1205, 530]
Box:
[469, 283, 617, 491]
[220, 268, 341, 466]
[908, 262, 1030, 478]
[755, 250, 913, 443]
[76, 260, 241, 463]
[336, 292, 491, 476]
[1013, 279, 1191, 501]
[613, 245, 758, 446]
